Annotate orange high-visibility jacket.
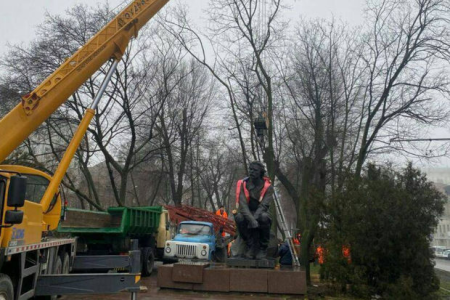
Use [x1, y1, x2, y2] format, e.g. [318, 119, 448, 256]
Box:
[342, 245, 351, 264]
[316, 246, 325, 265]
[215, 209, 228, 237]
[235, 177, 271, 208]
[215, 210, 228, 219]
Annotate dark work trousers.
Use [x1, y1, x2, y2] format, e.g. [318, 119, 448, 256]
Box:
[235, 212, 271, 250]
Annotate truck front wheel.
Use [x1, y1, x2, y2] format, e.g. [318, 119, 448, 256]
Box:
[141, 247, 155, 276]
[0, 274, 14, 300]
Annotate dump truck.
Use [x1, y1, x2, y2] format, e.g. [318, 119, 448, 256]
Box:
[58, 206, 171, 276]
[0, 0, 170, 299]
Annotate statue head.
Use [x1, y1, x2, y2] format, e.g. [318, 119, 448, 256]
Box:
[249, 161, 265, 181]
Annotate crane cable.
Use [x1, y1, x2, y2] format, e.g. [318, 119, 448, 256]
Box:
[257, 0, 267, 122]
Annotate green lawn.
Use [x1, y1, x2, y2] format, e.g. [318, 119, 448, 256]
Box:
[309, 266, 450, 299]
[437, 269, 450, 299]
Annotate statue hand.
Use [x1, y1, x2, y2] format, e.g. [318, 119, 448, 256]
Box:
[249, 219, 259, 228]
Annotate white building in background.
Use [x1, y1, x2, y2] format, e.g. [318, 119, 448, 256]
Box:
[427, 175, 450, 248]
[423, 168, 450, 185]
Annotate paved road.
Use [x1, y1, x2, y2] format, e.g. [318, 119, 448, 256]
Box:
[435, 258, 450, 272]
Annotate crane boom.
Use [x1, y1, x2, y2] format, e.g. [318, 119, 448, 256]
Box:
[0, 4, 170, 297]
[0, 0, 169, 163]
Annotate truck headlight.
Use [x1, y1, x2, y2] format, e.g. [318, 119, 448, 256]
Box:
[166, 247, 171, 253]
[201, 250, 207, 256]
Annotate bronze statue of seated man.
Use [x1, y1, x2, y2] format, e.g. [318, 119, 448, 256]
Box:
[234, 161, 273, 260]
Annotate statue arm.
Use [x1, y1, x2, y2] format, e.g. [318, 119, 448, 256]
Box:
[238, 184, 258, 224]
[254, 186, 273, 220]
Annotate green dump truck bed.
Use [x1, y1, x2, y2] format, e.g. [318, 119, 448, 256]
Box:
[58, 206, 162, 238]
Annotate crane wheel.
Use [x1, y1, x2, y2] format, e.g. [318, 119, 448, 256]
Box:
[0, 274, 13, 300]
[61, 252, 70, 274]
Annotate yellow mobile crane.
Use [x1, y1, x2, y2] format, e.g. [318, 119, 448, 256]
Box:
[0, 0, 169, 299]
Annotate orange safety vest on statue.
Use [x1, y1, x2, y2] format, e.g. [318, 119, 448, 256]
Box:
[235, 177, 271, 208]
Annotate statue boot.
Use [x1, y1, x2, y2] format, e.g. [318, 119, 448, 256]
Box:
[244, 236, 258, 259]
[255, 248, 267, 260]
[244, 244, 257, 259]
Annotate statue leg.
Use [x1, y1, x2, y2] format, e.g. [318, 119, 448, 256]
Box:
[245, 228, 260, 259]
[256, 212, 272, 259]
[235, 213, 249, 241]
[234, 213, 250, 258]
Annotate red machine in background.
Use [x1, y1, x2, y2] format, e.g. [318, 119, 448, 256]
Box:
[164, 205, 236, 236]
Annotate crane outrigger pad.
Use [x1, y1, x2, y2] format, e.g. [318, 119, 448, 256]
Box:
[35, 273, 141, 295]
[36, 241, 142, 296]
[72, 255, 132, 271]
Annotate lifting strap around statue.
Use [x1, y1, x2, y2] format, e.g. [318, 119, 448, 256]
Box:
[235, 177, 271, 208]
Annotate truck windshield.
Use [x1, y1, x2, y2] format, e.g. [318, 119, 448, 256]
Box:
[25, 175, 50, 203]
[23, 174, 56, 207]
[178, 224, 211, 236]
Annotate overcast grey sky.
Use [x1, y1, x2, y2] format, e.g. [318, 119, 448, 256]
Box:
[0, 0, 364, 56]
[2, 0, 450, 168]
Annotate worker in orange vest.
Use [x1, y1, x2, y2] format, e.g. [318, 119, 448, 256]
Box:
[316, 245, 325, 265]
[293, 233, 301, 245]
[216, 205, 228, 219]
[215, 205, 228, 237]
[342, 245, 351, 264]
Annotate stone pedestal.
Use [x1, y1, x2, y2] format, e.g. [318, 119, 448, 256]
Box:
[157, 265, 193, 290]
[226, 257, 275, 268]
[156, 263, 307, 295]
[193, 267, 230, 292]
[268, 268, 307, 294]
[172, 262, 209, 283]
[229, 268, 268, 293]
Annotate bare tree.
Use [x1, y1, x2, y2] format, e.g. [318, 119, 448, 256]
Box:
[196, 139, 243, 212]
[162, 0, 288, 232]
[274, 18, 365, 281]
[160, 0, 285, 174]
[155, 58, 214, 205]
[354, 0, 450, 176]
[0, 4, 116, 208]
[0, 4, 168, 208]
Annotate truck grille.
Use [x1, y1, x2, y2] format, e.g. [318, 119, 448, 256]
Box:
[176, 244, 197, 257]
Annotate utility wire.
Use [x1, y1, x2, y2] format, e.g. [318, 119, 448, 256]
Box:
[390, 138, 450, 143]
